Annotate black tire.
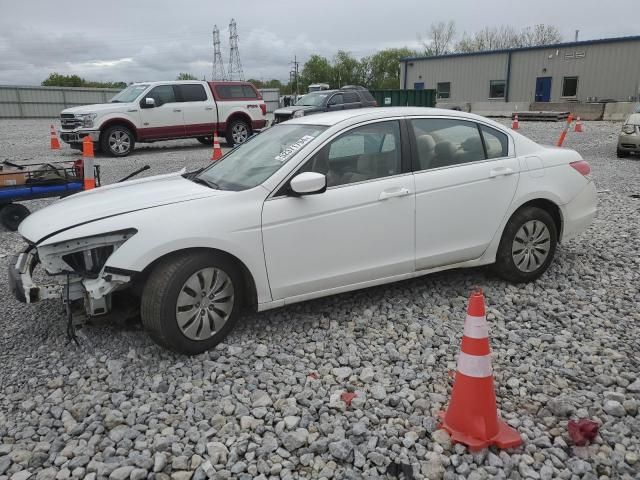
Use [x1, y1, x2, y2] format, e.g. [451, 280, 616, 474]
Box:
[100, 125, 135, 157]
[494, 206, 558, 283]
[197, 136, 212, 146]
[617, 148, 629, 158]
[141, 251, 244, 355]
[1, 203, 30, 231]
[225, 118, 251, 146]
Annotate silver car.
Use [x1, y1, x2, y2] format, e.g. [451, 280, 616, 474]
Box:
[617, 112, 640, 157]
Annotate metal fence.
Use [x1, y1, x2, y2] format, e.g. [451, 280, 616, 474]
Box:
[0, 84, 282, 118]
[0, 85, 120, 118]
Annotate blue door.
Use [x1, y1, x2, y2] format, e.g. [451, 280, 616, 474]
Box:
[414, 82, 425, 90]
[535, 77, 552, 102]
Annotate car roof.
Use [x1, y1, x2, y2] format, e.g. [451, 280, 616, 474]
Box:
[286, 107, 503, 127]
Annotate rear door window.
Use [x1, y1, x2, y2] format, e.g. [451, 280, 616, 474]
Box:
[479, 125, 509, 158]
[343, 92, 359, 104]
[177, 84, 208, 102]
[411, 118, 486, 171]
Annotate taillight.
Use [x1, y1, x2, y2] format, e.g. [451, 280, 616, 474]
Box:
[260, 104, 266, 116]
[570, 160, 591, 176]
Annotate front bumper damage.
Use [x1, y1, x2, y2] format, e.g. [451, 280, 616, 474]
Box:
[9, 243, 133, 321]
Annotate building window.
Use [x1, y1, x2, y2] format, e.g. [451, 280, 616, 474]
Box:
[489, 80, 506, 99]
[562, 76, 578, 97]
[437, 82, 450, 99]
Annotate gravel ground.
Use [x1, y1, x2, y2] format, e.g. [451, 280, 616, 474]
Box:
[0, 118, 639, 480]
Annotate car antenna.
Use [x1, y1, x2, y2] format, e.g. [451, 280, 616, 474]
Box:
[118, 165, 151, 183]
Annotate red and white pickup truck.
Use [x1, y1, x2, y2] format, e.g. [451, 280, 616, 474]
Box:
[58, 81, 267, 156]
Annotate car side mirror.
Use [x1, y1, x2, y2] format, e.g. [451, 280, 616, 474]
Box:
[142, 97, 155, 108]
[289, 172, 326, 196]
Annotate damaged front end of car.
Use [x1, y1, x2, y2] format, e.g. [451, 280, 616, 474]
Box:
[9, 229, 137, 324]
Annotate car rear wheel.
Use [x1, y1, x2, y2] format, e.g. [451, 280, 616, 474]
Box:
[141, 251, 243, 355]
[494, 206, 557, 283]
[101, 125, 135, 157]
[225, 119, 251, 146]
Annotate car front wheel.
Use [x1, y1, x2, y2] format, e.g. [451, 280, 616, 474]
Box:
[141, 252, 243, 354]
[101, 125, 135, 157]
[494, 206, 557, 283]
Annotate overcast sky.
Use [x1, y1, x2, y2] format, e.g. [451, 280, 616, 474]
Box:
[0, 0, 637, 85]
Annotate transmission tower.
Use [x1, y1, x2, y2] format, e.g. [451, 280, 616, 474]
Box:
[212, 25, 227, 81]
[227, 19, 245, 81]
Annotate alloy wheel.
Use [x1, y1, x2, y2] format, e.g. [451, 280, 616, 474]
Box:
[109, 130, 131, 154]
[511, 220, 551, 273]
[232, 123, 249, 144]
[175, 267, 234, 341]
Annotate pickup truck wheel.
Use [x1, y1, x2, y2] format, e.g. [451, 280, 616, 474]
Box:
[1, 203, 30, 231]
[225, 119, 251, 146]
[141, 252, 243, 355]
[197, 136, 212, 145]
[101, 125, 135, 157]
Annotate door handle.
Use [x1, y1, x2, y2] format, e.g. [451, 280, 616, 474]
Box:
[489, 167, 515, 178]
[173, 109, 182, 113]
[205, 107, 214, 111]
[379, 187, 410, 201]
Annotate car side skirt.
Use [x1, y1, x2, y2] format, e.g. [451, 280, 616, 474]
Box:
[255, 256, 494, 312]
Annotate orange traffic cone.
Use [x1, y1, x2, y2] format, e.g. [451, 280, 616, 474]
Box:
[439, 289, 522, 451]
[211, 131, 223, 161]
[574, 117, 583, 133]
[82, 136, 96, 190]
[511, 114, 519, 130]
[50, 124, 61, 150]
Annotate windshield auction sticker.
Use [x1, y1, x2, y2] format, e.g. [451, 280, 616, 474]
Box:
[275, 135, 315, 162]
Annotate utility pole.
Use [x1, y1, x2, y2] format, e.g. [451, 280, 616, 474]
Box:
[290, 55, 300, 97]
[212, 25, 226, 81]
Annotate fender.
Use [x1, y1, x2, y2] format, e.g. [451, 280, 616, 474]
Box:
[98, 116, 139, 140]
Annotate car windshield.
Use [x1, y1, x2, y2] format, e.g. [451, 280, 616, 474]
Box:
[296, 92, 330, 107]
[195, 124, 327, 191]
[110, 84, 149, 103]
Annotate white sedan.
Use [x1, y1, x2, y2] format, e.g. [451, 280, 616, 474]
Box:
[9, 108, 597, 354]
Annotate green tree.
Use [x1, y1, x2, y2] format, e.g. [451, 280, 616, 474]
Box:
[365, 47, 418, 89]
[332, 50, 363, 87]
[41, 72, 126, 89]
[176, 72, 198, 80]
[300, 55, 333, 90]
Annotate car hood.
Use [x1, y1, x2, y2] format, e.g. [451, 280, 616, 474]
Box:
[61, 103, 135, 115]
[274, 105, 318, 115]
[19, 171, 229, 244]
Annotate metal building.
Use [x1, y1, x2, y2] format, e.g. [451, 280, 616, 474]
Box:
[400, 35, 640, 104]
